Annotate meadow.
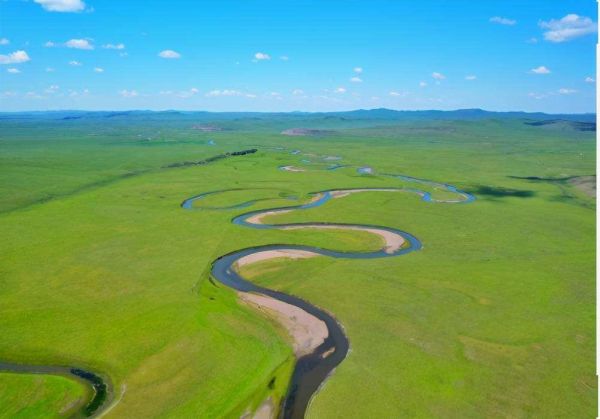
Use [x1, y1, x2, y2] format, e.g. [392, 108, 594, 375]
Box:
[0, 111, 595, 417]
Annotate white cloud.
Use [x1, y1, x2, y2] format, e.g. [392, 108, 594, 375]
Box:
[220, 90, 243, 96]
[526, 37, 538, 44]
[432, 72, 445, 80]
[245, 93, 257, 98]
[159, 87, 200, 98]
[205, 89, 243, 97]
[44, 41, 56, 47]
[103, 43, 125, 50]
[558, 88, 576, 95]
[158, 50, 181, 59]
[465, 75, 477, 80]
[7, 68, 20, 74]
[350, 76, 363, 83]
[119, 52, 128, 57]
[176, 87, 200, 98]
[93, 67, 104, 73]
[529, 88, 579, 99]
[34, 0, 86, 12]
[530, 65, 550, 74]
[25, 91, 43, 99]
[315, 95, 332, 101]
[69, 88, 90, 98]
[585, 76, 595, 83]
[65, 38, 94, 50]
[0, 38, 9, 45]
[353, 67, 363, 73]
[0, 50, 30, 65]
[419, 81, 427, 87]
[292, 89, 304, 96]
[119, 89, 138, 98]
[490, 16, 517, 26]
[45, 85, 60, 93]
[69, 60, 82, 66]
[540, 14, 597, 43]
[388, 91, 405, 97]
[280, 55, 289, 61]
[46, 67, 55, 72]
[335, 87, 346, 93]
[254, 52, 271, 60]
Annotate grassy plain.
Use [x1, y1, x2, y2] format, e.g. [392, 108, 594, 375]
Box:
[0, 113, 595, 417]
[0, 373, 86, 418]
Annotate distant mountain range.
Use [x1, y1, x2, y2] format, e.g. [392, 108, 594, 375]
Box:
[322, 108, 596, 122]
[0, 108, 595, 123]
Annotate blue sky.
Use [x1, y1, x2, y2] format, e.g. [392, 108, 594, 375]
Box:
[0, 0, 596, 112]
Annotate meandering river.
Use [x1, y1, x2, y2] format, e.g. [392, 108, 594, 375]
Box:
[0, 148, 474, 418]
[183, 176, 474, 418]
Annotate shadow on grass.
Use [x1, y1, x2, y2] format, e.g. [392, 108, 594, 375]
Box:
[509, 175, 573, 182]
[470, 185, 535, 198]
[508, 175, 595, 209]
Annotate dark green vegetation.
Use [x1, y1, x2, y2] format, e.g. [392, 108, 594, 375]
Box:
[69, 369, 107, 416]
[0, 110, 595, 417]
[524, 119, 596, 132]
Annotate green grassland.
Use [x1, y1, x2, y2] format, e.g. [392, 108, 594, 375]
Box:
[0, 113, 595, 417]
[0, 373, 87, 418]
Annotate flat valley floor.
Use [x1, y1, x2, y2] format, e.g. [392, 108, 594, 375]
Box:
[0, 113, 595, 418]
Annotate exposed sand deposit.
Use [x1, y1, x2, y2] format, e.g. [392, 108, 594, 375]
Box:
[280, 166, 305, 172]
[569, 175, 596, 197]
[244, 194, 323, 225]
[241, 397, 275, 419]
[330, 188, 405, 199]
[236, 249, 318, 268]
[280, 128, 332, 136]
[252, 398, 274, 419]
[245, 209, 292, 224]
[238, 292, 328, 357]
[283, 224, 405, 254]
[308, 193, 324, 204]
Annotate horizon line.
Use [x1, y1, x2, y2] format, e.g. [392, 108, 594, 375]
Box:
[0, 107, 596, 116]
